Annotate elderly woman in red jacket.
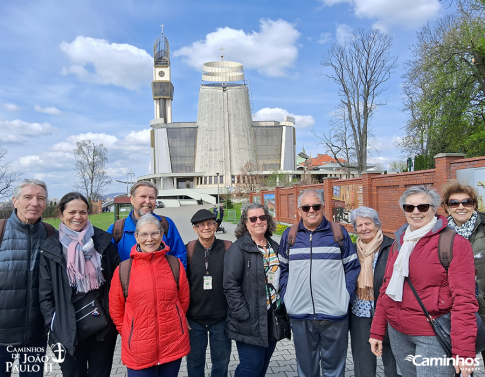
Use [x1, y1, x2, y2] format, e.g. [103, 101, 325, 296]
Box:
[369, 185, 477, 377]
[109, 214, 190, 377]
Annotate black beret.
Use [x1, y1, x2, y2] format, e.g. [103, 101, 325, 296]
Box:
[191, 209, 216, 225]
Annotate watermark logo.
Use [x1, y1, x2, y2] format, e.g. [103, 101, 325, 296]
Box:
[405, 354, 480, 369]
[5, 344, 65, 373]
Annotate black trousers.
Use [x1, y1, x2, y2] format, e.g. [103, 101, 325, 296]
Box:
[350, 313, 400, 377]
[59, 334, 117, 377]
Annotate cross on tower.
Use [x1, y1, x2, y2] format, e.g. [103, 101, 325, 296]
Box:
[160, 23, 165, 34]
[219, 46, 224, 61]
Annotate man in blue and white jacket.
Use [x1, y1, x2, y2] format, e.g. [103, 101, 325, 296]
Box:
[107, 181, 187, 267]
[279, 189, 360, 377]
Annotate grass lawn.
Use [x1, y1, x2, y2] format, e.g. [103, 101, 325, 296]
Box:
[222, 202, 242, 224]
[42, 212, 117, 231]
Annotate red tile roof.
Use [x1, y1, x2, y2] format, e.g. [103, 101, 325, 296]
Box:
[300, 154, 346, 167]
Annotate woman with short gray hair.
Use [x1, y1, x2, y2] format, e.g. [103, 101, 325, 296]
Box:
[369, 185, 478, 376]
[349, 207, 399, 377]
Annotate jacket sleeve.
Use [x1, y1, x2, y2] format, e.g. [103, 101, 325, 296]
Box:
[109, 266, 125, 336]
[278, 228, 290, 302]
[177, 260, 190, 313]
[223, 242, 250, 321]
[449, 235, 478, 358]
[370, 243, 396, 341]
[38, 253, 55, 328]
[164, 217, 187, 269]
[341, 227, 361, 302]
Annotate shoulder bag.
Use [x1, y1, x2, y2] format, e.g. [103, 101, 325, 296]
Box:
[406, 277, 485, 357]
[72, 291, 108, 342]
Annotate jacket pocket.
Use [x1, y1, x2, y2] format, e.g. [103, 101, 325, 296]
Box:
[175, 305, 185, 335]
[128, 318, 134, 349]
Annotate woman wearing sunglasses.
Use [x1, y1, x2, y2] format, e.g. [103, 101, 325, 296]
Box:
[224, 203, 279, 377]
[369, 185, 477, 376]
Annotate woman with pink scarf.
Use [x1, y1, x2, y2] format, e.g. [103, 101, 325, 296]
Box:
[39, 192, 120, 377]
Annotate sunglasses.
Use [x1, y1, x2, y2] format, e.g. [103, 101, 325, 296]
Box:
[448, 199, 474, 208]
[248, 215, 268, 223]
[300, 204, 322, 212]
[402, 204, 431, 213]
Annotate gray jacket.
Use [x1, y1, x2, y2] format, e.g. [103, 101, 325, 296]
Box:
[0, 210, 49, 346]
[471, 212, 485, 292]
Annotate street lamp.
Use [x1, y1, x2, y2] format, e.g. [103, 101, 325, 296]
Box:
[216, 172, 220, 206]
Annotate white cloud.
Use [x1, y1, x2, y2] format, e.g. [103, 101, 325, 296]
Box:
[60, 36, 152, 90]
[254, 107, 315, 128]
[319, 0, 441, 29]
[174, 19, 301, 77]
[34, 105, 62, 115]
[125, 129, 151, 145]
[318, 32, 332, 44]
[2, 103, 20, 112]
[0, 118, 57, 143]
[336, 24, 353, 44]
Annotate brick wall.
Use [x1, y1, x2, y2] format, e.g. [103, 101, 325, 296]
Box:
[252, 153, 485, 236]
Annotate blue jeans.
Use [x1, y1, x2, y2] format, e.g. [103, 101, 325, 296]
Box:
[127, 359, 182, 377]
[187, 319, 231, 377]
[0, 336, 47, 377]
[235, 340, 277, 377]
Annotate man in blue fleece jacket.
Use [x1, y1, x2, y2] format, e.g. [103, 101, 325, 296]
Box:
[279, 189, 360, 377]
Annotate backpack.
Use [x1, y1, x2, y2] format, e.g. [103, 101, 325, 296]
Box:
[185, 239, 232, 266]
[286, 221, 344, 255]
[0, 218, 56, 248]
[118, 254, 180, 299]
[112, 216, 169, 244]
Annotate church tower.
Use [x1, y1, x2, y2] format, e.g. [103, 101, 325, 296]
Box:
[152, 25, 173, 123]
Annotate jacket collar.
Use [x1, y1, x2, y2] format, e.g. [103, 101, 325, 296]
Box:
[394, 214, 448, 249]
[124, 210, 162, 232]
[9, 209, 43, 233]
[239, 232, 278, 253]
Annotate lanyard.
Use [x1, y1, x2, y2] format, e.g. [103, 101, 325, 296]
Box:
[204, 245, 212, 275]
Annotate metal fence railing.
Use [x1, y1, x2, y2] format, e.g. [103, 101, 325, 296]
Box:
[227, 210, 238, 222]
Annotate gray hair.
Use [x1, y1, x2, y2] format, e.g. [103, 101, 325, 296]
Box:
[130, 181, 158, 198]
[297, 189, 324, 208]
[350, 206, 382, 231]
[13, 179, 48, 200]
[398, 185, 441, 211]
[234, 203, 277, 239]
[135, 214, 162, 234]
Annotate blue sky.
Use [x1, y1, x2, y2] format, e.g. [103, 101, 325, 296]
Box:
[0, 0, 448, 199]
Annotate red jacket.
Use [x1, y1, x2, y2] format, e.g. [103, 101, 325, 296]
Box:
[109, 244, 190, 370]
[370, 215, 478, 358]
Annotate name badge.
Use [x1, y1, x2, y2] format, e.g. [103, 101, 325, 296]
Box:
[203, 276, 212, 290]
[267, 272, 275, 284]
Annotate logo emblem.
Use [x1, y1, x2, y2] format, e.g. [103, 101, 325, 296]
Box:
[51, 343, 66, 363]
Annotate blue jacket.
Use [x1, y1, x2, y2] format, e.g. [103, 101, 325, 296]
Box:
[278, 217, 360, 321]
[107, 211, 187, 268]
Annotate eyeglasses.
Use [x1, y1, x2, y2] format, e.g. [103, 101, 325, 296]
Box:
[137, 230, 162, 241]
[448, 199, 474, 208]
[248, 215, 268, 223]
[195, 221, 216, 228]
[402, 204, 431, 213]
[300, 204, 322, 212]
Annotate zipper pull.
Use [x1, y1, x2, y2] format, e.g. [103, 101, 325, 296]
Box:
[310, 233, 312, 242]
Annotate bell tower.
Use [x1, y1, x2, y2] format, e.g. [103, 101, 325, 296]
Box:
[152, 24, 174, 123]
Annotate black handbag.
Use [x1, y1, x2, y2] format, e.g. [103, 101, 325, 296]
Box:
[72, 291, 108, 342]
[267, 302, 291, 342]
[406, 277, 485, 357]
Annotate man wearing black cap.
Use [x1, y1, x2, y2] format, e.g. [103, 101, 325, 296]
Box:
[186, 209, 232, 377]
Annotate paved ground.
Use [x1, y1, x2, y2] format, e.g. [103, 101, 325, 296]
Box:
[13, 205, 485, 376]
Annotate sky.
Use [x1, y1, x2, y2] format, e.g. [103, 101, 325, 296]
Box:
[0, 0, 450, 199]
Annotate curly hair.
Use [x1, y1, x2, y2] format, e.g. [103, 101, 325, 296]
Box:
[234, 203, 277, 239]
[441, 180, 478, 213]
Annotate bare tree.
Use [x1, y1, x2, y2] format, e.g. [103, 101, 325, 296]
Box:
[234, 161, 264, 196]
[389, 160, 408, 173]
[0, 146, 21, 199]
[320, 28, 398, 174]
[74, 140, 112, 202]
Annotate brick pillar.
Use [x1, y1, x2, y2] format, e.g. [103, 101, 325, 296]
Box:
[434, 153, 465, 216]
[323, 178, 335, 222]
[274, 186, 281, 222]
[361, 172, 380, 208]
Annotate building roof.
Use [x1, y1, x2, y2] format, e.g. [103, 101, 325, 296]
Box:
[113, 196, 131, 204]
[299, 153, 346, 168]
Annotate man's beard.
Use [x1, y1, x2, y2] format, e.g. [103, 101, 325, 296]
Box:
[137, 206, 153, 217]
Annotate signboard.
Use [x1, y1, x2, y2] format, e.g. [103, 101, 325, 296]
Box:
[332, 184, 363, 223]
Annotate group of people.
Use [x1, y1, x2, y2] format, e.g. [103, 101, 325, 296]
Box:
[0, 178, 484, 377]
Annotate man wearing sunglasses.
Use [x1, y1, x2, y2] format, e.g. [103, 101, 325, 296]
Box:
[279, 189, 360, 377]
